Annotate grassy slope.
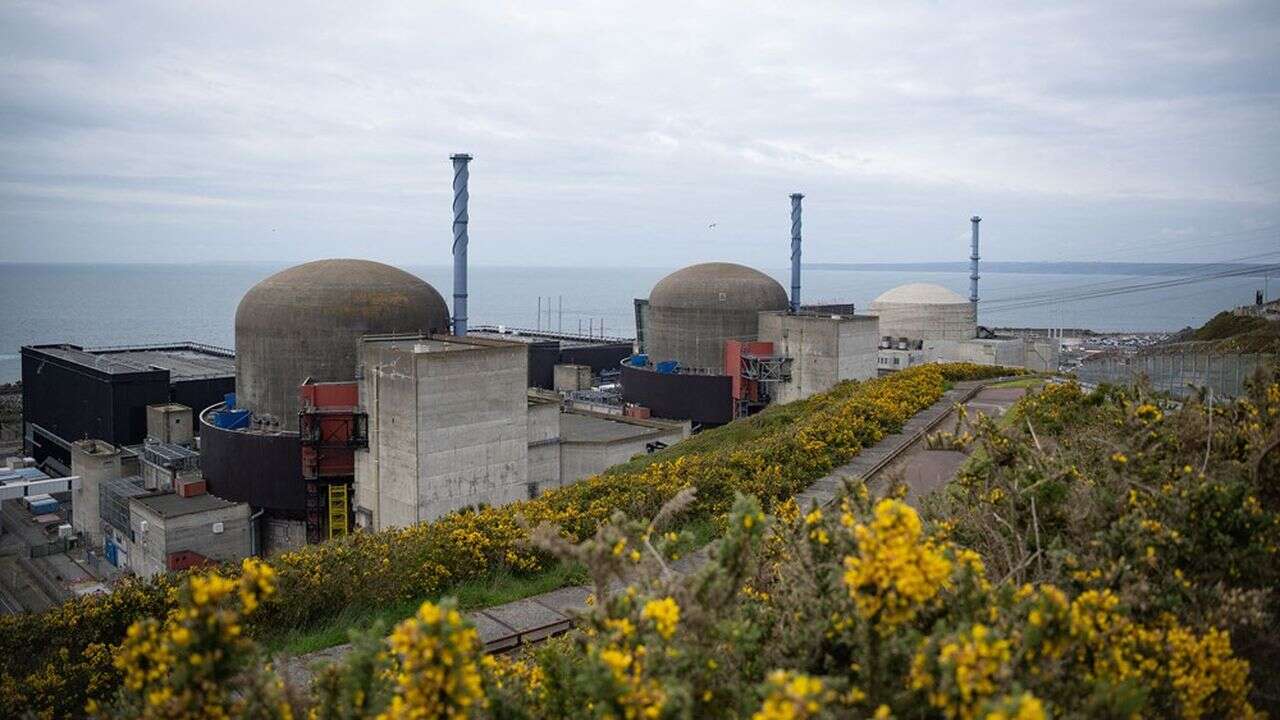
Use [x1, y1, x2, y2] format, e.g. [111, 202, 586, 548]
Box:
[262, 562, 588, 655]
[262, 482, 720, 655]
[259, 387, 862, 657]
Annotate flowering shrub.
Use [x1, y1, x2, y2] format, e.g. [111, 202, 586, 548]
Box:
[381, 599, 485, 719]
[91, 477, 1264, 718]
[0, 363, 1012, 717]
[88, 558, 289, 720]
[65, 364, 1275, 718]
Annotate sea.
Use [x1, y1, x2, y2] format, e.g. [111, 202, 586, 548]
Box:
[0, 262, 1270, 383]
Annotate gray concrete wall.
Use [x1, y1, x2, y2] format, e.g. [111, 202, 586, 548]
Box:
[146, 405, 193, 445]
[354, 342, 421, 532]
[70, 439, 120, 548]
[263, 517, 306, 554]
[866, 301, 977, 342]
[416, 344, 529, 519]
[128, 503, 168, 579]
[760, 313, 880, 404]
[559, 421, 687, 485]
[838, 317, 881, 382]
[647, 304, 764, 372]
[526, 400, 561, 492]
[128, 500, 251, 579]
[553, 364, 592, 392]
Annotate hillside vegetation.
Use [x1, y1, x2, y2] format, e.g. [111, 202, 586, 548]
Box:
[1159, 310, 1280, 354]
[77, 366, 1280, 718]
[0, 363, 1012, 718]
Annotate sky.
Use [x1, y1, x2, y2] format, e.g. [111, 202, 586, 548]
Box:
[1, 1, 1278, 268]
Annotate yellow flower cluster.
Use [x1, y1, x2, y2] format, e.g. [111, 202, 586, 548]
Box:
[983, 692, 1046, 720]
[107, 558, 283, 719]
[592, 644, 667, 719]
[641, 597, 681, 641]
[911, 624, 1011, 720]
[752, 670, 828, 720]
[380, 600, 484, 720]
[842, 499, 953, 626]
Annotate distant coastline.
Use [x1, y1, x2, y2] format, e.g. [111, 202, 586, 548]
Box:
[808, 261, 1279, 277]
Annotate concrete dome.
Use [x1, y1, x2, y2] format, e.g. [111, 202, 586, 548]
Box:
[872, 283, 968, 305]
[868, 283, 975, 342]
[646, 262, 788, 371]
[235, 259, 450, 427]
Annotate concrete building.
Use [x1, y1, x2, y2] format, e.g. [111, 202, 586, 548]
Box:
[139, 441, 201, 492]
[20, 342, 234, 473]
[146, 403, 194, 446]
[526, 393, 562, 497]
[354, 334, 530, 530]
[876, 334, 1058, 375]
[127, 492, 252, 579]
[867, 283, 977, 342]
[868, 282, 1058, 373]
[558, 411, 688, 483]
[645, 262, 790, 371]
[70, 439, 121, 548]
[554, 364, 593, 392]
[468, 326, 634, 390]
[758, 311, 880, 403]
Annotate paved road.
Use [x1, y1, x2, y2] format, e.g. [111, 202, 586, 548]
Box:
[874, 385, 1028, 507]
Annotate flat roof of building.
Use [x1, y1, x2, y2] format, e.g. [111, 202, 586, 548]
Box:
[560, 411, 679, 444]
[132, 491, 241, 519]
[23, 342, 234, 380]
[469, 326, 633, 348]
[360, 333, 527, 353]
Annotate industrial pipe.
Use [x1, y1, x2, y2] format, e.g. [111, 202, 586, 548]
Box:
[451, 153, 472, 336]
[969, 215, 982, 307]
[790, 193, 804, 313]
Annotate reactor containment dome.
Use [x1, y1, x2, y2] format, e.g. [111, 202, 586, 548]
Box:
[646, 262, 789, 371]
[867, 282, 976, 342]
[234, 259, 450, 427]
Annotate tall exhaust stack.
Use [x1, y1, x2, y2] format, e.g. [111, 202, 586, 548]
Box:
[451, 153, 472, 336]
[969, 215, 982, 310]
[790, 193, 804, 313]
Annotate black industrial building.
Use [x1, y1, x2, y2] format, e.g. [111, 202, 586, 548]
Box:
[20, 343, 236, 471]
[468, 327, 633, 390]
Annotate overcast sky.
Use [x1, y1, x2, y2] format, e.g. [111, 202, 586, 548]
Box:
[1, 1, 1278, 268]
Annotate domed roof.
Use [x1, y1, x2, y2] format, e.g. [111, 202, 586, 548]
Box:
[871, 283, 968, 306]
[649, 262, 789, 311]
[234, 259, 450, 426]
[235, 259, 450, 333]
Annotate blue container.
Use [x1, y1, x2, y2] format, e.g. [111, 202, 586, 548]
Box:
[29, 500, 59, 515]
[212, 408, 251, 430]
[104, 539, 118, 567]
[655, 360, 680, 374]
[627, 354, 649, 367]
[224, 392, 238, 410]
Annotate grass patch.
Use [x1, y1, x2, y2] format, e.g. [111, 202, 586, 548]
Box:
[261, 561, 588, 656]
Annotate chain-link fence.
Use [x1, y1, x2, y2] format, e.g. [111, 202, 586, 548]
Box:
[1074, 351, 1275, 399]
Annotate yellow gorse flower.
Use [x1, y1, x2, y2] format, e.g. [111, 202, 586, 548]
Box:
[380, 600, 484, 720]
[842, 499, 952, 626]
[641, 597, 680, 641]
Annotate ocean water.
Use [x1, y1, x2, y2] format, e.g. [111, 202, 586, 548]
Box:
[0, 262, 1266, 382]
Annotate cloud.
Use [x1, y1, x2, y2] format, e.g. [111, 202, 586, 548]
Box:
[0, 0, 1277, 265]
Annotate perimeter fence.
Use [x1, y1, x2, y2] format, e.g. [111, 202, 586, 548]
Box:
[1074, 351, 1276, 399]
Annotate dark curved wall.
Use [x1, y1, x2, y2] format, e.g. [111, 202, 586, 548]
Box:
[620, 364, 733, 426]
[200, 410, 303, 518]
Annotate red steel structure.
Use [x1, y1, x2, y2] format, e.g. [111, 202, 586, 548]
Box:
[298, 381, 367, 543]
